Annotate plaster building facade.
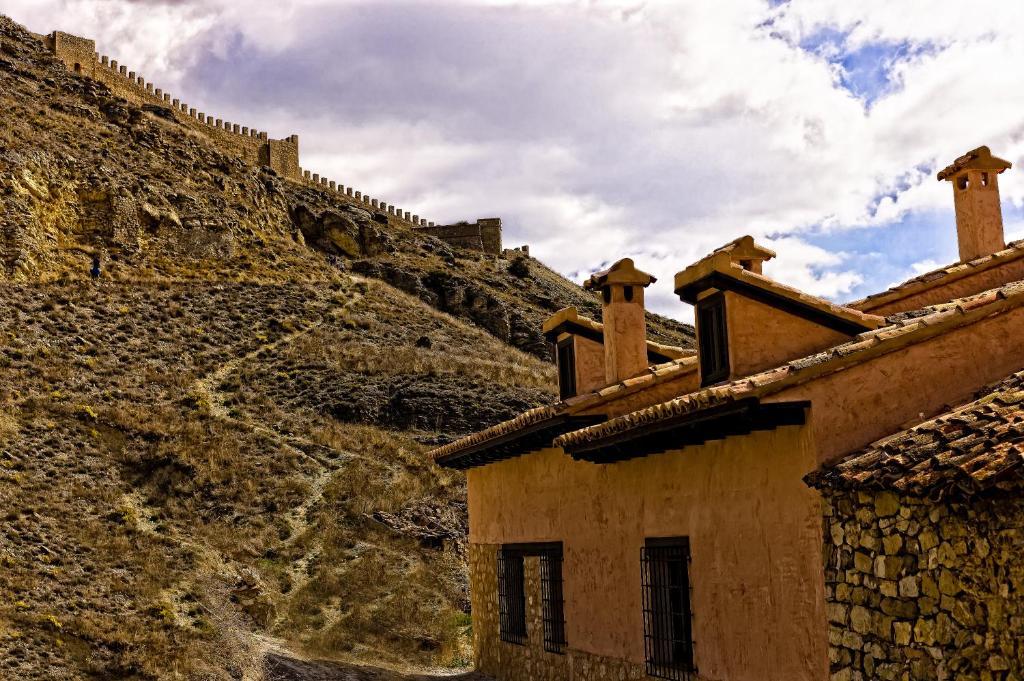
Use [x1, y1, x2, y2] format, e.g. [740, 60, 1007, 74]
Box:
[429, 146, 1024, 680]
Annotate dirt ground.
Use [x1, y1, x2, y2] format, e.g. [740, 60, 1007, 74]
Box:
[263, 654, 492, 681]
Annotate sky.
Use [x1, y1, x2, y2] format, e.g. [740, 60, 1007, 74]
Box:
[9, 0, 1024, 320]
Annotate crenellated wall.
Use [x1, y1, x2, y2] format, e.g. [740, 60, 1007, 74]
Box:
[45, 31, 299, 179]
[44, 29, 504, 253]
[415, 218, 503, 255]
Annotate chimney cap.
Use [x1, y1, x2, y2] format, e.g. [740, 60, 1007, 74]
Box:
[937, 146, 1012, 182]
[713, 235, 776, 264]
[584, 258, 656, 291]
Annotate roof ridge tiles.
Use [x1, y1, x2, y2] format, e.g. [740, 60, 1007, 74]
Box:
[428, 354, 699, 462]
[555, 278, 1024, 452]
[849, 239, 1024, 312]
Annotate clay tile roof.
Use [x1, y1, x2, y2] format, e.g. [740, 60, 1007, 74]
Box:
[806, 369, 1024, 499]
[584, 258, 656, 290]
[428, 354, 699, 463]
[555, 279, 1024, 453]
[427, 404, 566, 463]
[848, 240, 1024, 313]
[936, 145, 1012, 181]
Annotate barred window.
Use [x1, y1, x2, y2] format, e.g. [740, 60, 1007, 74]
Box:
[641, 538, 696, 680]
[497, 549, 527, 644]
[540, 546, 566, 653]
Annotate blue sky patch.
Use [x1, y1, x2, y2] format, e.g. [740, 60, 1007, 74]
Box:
[797, 28, 939, 106]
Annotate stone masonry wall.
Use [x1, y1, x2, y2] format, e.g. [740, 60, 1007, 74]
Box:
[46, 31, 96, 77]
[823, 490, 1024, 680]
[44, 29, 504, 253]
[415, 219, 502, 255]
[468, 543, 687, 681]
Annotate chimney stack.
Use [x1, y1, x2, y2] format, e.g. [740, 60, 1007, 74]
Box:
[584, 258, 656, 385]
[938, 146, 1013, 262]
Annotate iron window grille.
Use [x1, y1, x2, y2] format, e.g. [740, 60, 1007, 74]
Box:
[697, 293, 729, 386]
[497, 548, 527, 645]
[539, 546, 567, 653]
[641, 537, 696, 680]
[556, 338, 577, 400]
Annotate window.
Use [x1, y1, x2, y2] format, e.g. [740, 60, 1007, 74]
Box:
[497, 543, 567, 652]
[957, 174, 969, 190]
[497, 549, 527, 644]
[641, 538, 696, 680]
[540, 545, 567, 653]
[556, 338, 577, 400]
[697, 293, 729, 386]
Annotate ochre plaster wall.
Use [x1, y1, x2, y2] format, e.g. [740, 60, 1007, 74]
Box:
[602, 285, 648, 385]
[467, 425, 827, 681]
[572, 335, 606, 395]
[722, 291, 850, 380]
[951, 169, 1005, 262]
[852, 257, 1024, 317]
[770, 303, 1024, 466]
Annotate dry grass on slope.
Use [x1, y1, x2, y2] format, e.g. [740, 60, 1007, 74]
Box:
[0, 275, 555, 679]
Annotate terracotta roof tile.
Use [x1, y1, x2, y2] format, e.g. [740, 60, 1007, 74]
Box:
[849, 239, 1024, 313]
[427, 355, 699, 462]
[555, 279, 1024, 452]
[426, 404, 566, 462]
[806, 369, 1024, 499]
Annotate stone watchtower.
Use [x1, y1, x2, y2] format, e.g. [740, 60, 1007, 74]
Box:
[938, 146, 1013, 262]
[584, 258, 656, 385]
[45, 31, 97, 78]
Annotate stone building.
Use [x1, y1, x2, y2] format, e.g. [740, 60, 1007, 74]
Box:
[428, 146, 1024, 681]
[807, 370, 1024, 680]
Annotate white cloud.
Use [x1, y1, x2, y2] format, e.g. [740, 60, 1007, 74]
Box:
[7, 0, 1024, 320]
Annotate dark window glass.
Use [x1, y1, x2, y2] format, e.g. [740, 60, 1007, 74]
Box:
[641, 538, 695, 679]
[540, 546, 567, 653]
[497, 549, 527, 645]
[697, 293, 729, 386]
[557, 339, 577, 400]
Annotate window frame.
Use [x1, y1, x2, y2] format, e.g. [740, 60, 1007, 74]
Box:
[497, 548, 528, 645]
[496, 542, 567, 652]
[696, 292, 729, 386]
[641, 537, 696, 680]
[556, 337, 577, 400]
[539, 545, 567, 654]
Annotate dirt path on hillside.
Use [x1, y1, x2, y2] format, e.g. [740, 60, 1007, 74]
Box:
[262, 653, 491, 681]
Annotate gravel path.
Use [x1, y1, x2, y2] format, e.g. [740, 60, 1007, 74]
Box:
[263, 654, 492, 681]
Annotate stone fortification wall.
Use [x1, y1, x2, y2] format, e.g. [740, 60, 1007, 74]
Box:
[45, 29, 504, 252]
[45, 31, 299, 179]
[415, 218, 503, 255]
[822, 490, 1024, 680]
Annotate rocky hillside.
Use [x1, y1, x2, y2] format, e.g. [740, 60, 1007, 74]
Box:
[0, 17, 691, 358]
[0, 15, 693, 681]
